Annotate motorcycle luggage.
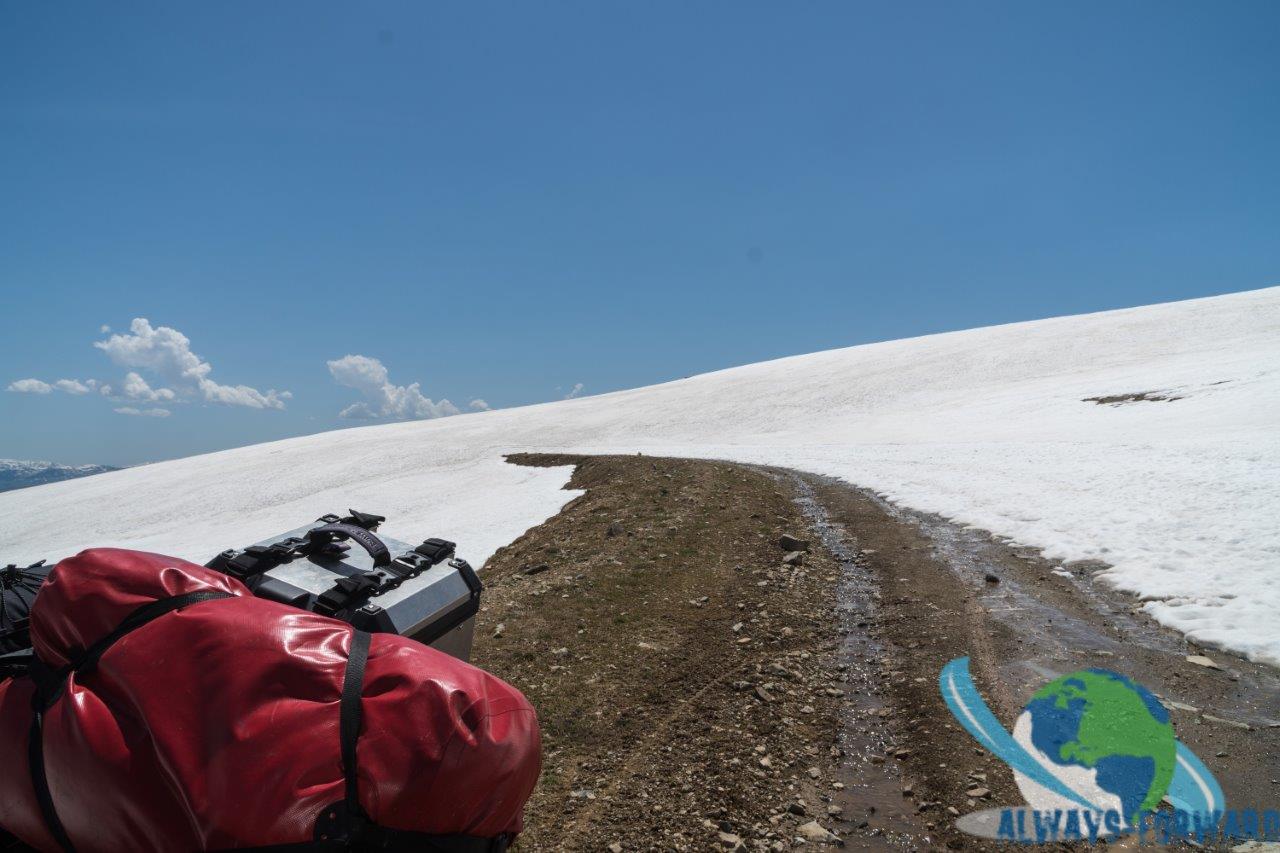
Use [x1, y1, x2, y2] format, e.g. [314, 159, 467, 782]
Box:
[0, 547, 540, 852]
[205, 510, 480, 661]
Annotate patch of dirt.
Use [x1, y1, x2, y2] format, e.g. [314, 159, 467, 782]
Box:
[475, 454, 907, 851]
[1082, 391, 1183, 405]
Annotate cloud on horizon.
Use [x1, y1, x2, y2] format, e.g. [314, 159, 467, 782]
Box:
[327, 354, 462, 421]
[97, 319, 289, 410]
[114, 406, 171, 418]
[7, 318, 290, 418]
[8, 377, 104, 396]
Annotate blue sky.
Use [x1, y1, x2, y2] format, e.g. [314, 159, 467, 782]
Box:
[3, 2, 1277, 467]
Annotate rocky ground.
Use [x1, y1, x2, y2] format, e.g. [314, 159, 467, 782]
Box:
[476, 455, 875, 851]
[474, 455, 1280, 852]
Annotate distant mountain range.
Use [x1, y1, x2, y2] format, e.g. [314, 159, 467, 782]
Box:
[0, 459, 119, 493]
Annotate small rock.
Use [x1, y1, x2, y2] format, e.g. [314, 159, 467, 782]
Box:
[1201, 713, 1253, 731]
[827, 805, 843, 817]
[782, 551, 805, 566]
[966, 787, 990, 799]
[984, 573, 999, 584]
[808, 767, 821, 779]
[492, 623, 505, 638]
[732, 622, 745, 633]
[759, 756, 773, 769]
[1163, 699, 1200, 713]
[779, 534, 810, 552]
[551, 647, 570, 657]
[755, 685, 775, 703]
[795, 821, 840, 845]
[786, 802, 808, 817]
[608, 844, 623, 853]
[637, 641, 658, 651]
[1186, 654, 1223, 670]
[606, 520, 625, 538]
[717, 831, 743, 849]
[521, 564, 550, 576]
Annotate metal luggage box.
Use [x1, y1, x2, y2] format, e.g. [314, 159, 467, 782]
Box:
[206, 514, 481, 662]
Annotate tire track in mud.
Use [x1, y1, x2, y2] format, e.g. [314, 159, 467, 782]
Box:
[800, 472, 1280, 851]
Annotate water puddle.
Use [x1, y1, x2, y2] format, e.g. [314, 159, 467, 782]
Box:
[788, 473, 925, 849]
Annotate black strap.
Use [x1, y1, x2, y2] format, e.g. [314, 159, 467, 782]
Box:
[69, 590, 234, 682]
[412, 538, 456, 565]
[340, 630, 370, 822]
[25, 590, 233, 852]
[306, 524, 390, 569]
[28, 709, 75, 853]
[314, 629, 371, 842]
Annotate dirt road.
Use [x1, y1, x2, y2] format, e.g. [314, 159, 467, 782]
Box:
[474, 455, 1278, 851]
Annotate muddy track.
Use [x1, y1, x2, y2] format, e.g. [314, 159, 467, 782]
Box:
[796, 471, 1280, 851]
[474, 455, 1278, 852]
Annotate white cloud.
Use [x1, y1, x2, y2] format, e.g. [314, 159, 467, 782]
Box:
[327, 354, 461, 421]
[53, 379, 97, 394]
[469, 399, 491, 411]
[9, 378, 102, 396]
[7, 379, 53, 394]
[99, 324, 111, 334]
[114, 406, 171, 418]
[564, 382, 585, 399]
[96, 318, 289, 409]
[121, 372, 176, 403]
[8, 319, 288, 415]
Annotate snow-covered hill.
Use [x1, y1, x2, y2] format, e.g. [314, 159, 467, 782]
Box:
[1, 288, 1277, 664]
[0, 459, 119, 493]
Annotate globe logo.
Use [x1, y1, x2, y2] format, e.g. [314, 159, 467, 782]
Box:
[1012, 669, 1175, 824]
[939, 657, 1229, 844]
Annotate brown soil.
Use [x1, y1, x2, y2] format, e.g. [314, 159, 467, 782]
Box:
[474, 455, 1280, 852]
[475, 455, 874, 851]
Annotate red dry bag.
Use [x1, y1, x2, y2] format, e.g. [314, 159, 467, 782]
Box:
[0, 548, 540, 852]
